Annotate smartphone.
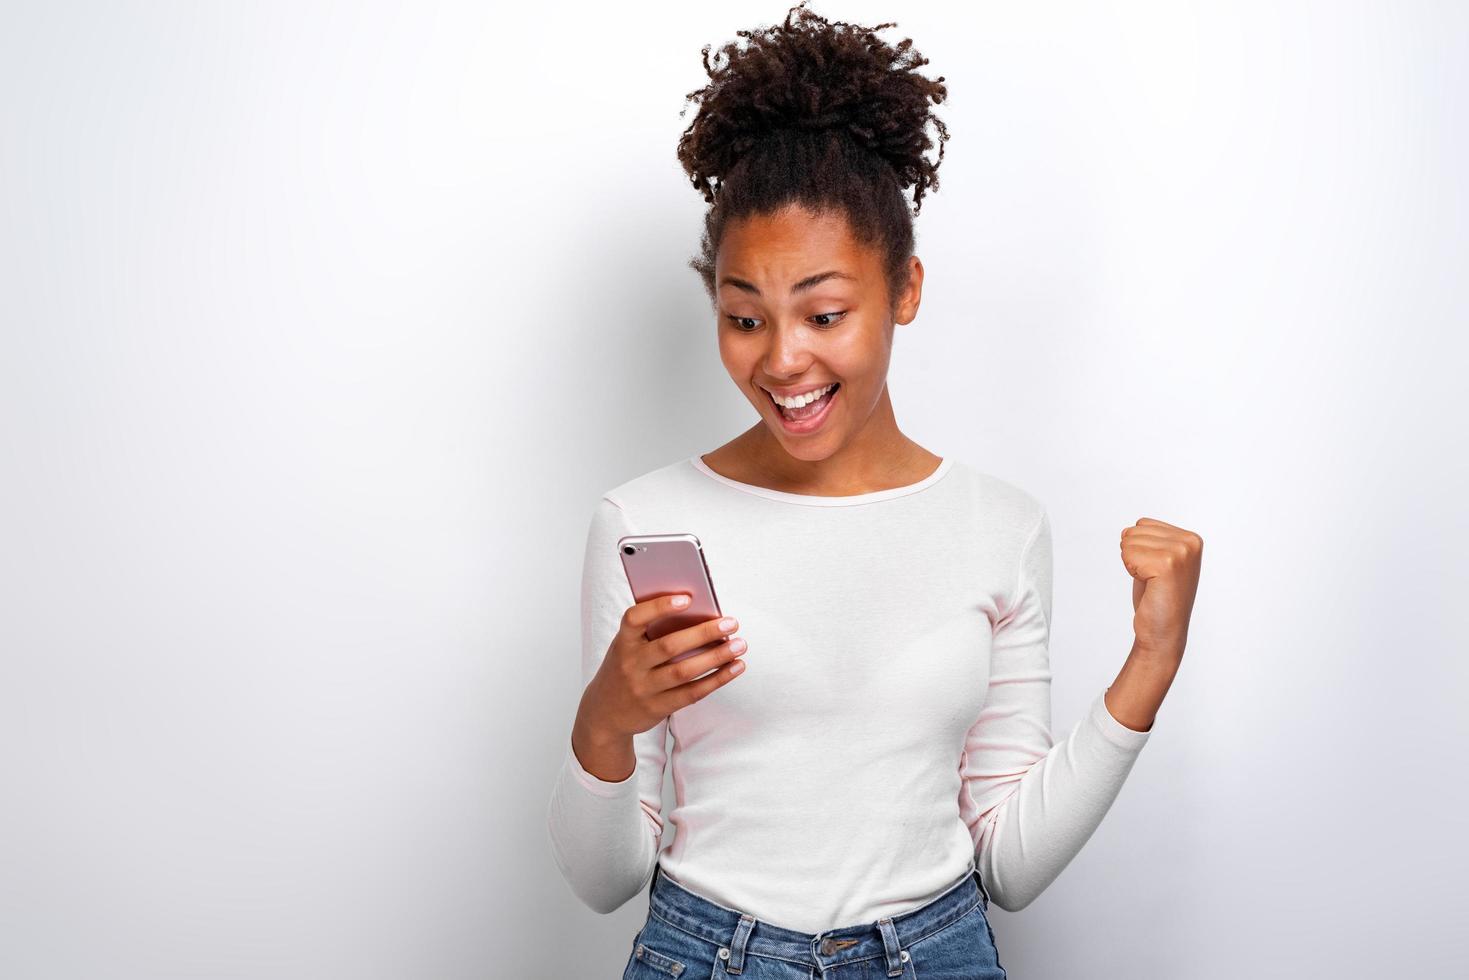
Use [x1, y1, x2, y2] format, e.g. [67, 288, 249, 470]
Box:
[618, 532, 724, 667]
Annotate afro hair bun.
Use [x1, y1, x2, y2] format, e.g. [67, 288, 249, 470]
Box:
[677, 0, 950, 214]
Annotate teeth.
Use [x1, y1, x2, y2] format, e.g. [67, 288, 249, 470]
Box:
[767, 383, 835, 408]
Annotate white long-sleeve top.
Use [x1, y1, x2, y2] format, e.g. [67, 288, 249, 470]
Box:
[545, 453, 1152, 933]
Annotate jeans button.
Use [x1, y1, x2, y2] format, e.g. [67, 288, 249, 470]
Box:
[718, 948, 730, 960]
[820, 939, 836, 955]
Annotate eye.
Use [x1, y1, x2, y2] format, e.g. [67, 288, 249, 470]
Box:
[723, 311, 848, 332]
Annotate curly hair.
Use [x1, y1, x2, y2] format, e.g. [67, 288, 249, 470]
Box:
[677, 0, 950, 313]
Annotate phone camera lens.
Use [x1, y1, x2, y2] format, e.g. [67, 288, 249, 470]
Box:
[622, 545, 635, 555]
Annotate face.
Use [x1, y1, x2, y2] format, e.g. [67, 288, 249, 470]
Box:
[714, 203, 923, 463]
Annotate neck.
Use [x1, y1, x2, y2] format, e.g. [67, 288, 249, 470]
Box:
[728, 385, 935, 495]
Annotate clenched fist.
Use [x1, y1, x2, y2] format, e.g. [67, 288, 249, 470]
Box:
[1121, 518, 1203, 662]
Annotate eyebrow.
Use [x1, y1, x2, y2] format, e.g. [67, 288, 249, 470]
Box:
[717, 270, 857, 295]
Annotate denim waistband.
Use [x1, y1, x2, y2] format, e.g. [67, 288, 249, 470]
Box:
[645, 862, 988, 974]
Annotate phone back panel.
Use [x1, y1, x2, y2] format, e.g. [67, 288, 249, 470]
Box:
[618, 533, 723, 664]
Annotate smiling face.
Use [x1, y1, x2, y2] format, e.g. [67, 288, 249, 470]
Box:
[714, 203, 923, 465]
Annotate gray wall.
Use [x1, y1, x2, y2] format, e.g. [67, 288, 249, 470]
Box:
[1, 1, 1462, 977]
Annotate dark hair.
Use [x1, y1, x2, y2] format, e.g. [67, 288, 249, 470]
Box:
[677, 0, 950, 313]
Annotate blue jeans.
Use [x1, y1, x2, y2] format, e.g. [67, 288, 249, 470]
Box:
[622, 863, 1006, 979]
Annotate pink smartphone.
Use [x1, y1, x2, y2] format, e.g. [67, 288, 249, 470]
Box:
[617, 532, 724, 667]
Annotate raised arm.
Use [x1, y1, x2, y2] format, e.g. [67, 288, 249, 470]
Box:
[957, 507, 1153, 912]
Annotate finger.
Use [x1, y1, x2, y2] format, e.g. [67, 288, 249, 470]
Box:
[620, 593, 695, 638]
[1120, 540, 1170, 571]
[653, 634, 747, 690]
[663, 649, 748, 710]
[1121, 525, 1178, 543]
[642, 613, 739, 668]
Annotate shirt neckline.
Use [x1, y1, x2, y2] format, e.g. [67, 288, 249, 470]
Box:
[687, 453, 954, 507]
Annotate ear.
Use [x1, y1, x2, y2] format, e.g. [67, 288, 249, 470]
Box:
[893, 255, 924, 325]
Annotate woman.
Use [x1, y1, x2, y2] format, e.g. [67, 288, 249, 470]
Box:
[546, 3, 1202, 977]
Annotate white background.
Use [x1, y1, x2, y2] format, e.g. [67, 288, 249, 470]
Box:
[1, 1, 1464, 977]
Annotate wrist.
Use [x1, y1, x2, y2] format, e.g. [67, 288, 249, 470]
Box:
[572, 708, 626, 748]
[570, 712, 636, 785]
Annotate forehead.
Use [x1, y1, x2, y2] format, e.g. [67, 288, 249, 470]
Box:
[717, 205, 875, 280]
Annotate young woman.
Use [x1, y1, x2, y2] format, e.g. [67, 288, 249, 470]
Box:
[547, 4, 1202, 977]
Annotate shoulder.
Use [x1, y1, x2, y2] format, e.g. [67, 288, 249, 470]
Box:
[581, 456, 701, 551]
[944, 458, 1047, 534]
[596, 453, 705, 512]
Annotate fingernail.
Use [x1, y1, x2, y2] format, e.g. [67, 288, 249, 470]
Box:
[730, 660, 745, 674]
[730, 637, 746, 653]
[718, 617, 737, 631]
[672, 595, 689, 607]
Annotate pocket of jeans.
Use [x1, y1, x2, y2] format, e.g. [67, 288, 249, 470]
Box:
[627, 938, 686, 977]
[621, 918, 698, 979]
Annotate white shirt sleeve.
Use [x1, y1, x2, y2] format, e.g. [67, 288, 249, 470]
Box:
[958, 507, 1153, 911]
[545, 496, 671, 913]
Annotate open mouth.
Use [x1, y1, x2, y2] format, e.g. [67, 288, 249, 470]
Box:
[765, 382, 840, 431]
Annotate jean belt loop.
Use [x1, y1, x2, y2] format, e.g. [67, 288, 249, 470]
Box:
[724, 912, 756, 974]
[972, 867, 991, 910]
[877, 916, 904, 977]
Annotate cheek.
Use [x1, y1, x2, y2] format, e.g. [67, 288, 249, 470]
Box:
[830, 336, 885, 385]
[718, 340, 750, 377]
[717, 341, 761, 395]
[715, 333, 737, 364]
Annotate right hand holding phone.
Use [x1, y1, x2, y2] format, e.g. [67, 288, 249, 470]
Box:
[580, 593, 747, 739]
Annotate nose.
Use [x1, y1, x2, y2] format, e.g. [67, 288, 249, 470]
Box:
[761, 321, 814, 379]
